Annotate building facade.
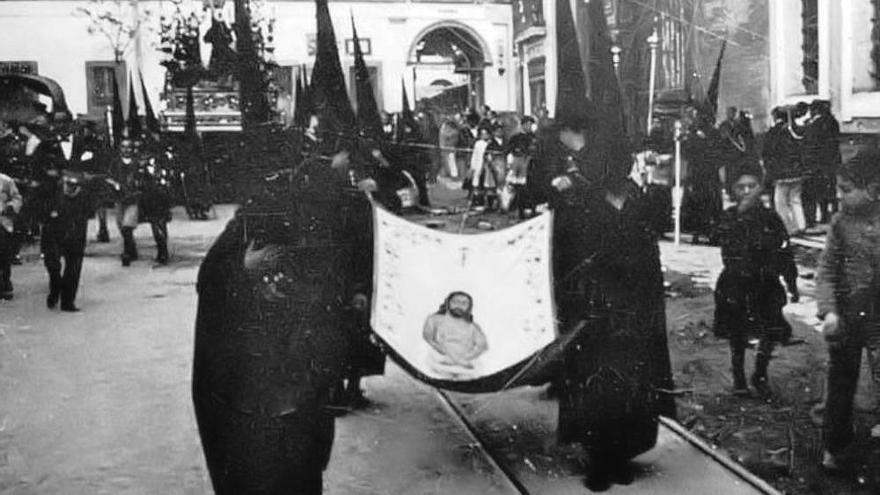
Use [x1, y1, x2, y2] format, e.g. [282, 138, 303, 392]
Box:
[0, 0, 516, 128]
[514, 0, 771, 135]
[769, 0, 880, 135]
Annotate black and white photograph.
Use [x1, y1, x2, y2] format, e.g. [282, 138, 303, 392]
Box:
[0, 0, 879, 493]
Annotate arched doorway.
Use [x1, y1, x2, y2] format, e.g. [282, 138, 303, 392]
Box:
[407, 21, 491, 115]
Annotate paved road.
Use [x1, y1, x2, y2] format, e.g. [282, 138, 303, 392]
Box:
[0, 206, 779, 494]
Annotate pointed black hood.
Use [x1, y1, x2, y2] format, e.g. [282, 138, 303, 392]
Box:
[111, 70, 125, 145]
[292, 71, 306, 127]
[398, 78, 420, 141]
[139, 70, 161, 135]
[352, 16, 383, 139]
[310, 0, 356, 133]
[127, 76, 143, 139]
[585, 0, 625, 135]
[553, 0, 593, 131]
[702, 40, 727, 125]
[185, 85, 197, 139]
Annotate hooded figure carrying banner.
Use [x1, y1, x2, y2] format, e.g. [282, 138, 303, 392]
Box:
[192, 1, 378, 492]
[192, 144, 376, 494]
[543, 0, 676, 489]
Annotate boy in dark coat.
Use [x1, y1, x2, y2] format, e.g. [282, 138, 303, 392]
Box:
[713, 162, 799, 396]
[817, 150, 880, 471]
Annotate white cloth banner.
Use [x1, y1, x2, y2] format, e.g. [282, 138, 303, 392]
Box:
[371, 206, 557, 381]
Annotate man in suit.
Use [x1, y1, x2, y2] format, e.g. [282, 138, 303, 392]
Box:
[41, 170, 110, 311]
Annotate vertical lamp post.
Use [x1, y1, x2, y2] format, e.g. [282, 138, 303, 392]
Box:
[673, 120, 683, 246]
[646, 19, 660, 136]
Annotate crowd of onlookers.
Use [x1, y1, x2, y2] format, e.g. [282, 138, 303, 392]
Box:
[762, 99, 841, 235]
[0, 116, 193, 309]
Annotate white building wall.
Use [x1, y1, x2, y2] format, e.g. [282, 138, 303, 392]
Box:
[0, 1, 514, 117]
[769, 0, 880, 133]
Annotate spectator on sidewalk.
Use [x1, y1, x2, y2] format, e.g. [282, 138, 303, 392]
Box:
[505, 116, 539, 218]
[0, 171, 23, 300]
[713, 163, 799, 396]
[817, 149, 880, 472]
[438, 115, 461, 180]
[765, 106, 808, 235]
[463, 125, 493, 209]
[804, 99, 842, 225]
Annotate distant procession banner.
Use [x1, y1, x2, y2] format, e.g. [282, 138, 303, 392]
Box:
[370, 206, 558, 388]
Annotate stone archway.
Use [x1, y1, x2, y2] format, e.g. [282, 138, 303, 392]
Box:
[407, 21, 493, 113]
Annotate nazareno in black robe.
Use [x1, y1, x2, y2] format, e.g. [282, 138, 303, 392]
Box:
[551, 173, 676, 464]
[191, 158, 373, 494]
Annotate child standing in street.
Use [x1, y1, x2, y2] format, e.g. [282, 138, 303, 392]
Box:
[714, 163, 799, 396]
[818, 150, 880, 471]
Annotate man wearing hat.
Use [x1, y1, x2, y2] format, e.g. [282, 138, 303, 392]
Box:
[109, 137, 170, 266]
[507, 115, 538, 155]
[110, 137, 142, 266]
[40, 170, 110, 311]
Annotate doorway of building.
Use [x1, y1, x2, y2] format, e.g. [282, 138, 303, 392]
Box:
[408, 22, 489, 115]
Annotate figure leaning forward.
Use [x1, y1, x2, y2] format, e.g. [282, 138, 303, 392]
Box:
[540, 92, 676, 490]
[192, 130, 378, 494]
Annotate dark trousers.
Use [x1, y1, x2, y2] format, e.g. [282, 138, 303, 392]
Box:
[150, 221, 169, 261]
[0, 228, 13, 297]
[120, 220, 169, 264]
[823, 324, 880, 454]
[818, 172, 838, 223]
[96, 207, 110, 240]
[802, 176, 819, 228]
[43, 243, 84, 308]
[729, 332, 776, 384]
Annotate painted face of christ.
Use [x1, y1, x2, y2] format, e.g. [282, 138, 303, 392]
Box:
[446, 292, 472, 319]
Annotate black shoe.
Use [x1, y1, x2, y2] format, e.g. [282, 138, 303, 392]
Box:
[0, 291, 12, 301]
[97, 232, 110, 243]
[60, 304, 80, 312]
[11, 255, 22, 265]
[47, 292, 59, 309]
[750, 373, 771, 397]
[607, 461, 635, 486]
[583, 455, 612, 492]
[121, 256, 131, 267]
[155, 256, 169, 265]
[347, 390, 371, 409]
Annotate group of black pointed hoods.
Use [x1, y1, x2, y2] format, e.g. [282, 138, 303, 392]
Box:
[108, 69, 164, 146]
